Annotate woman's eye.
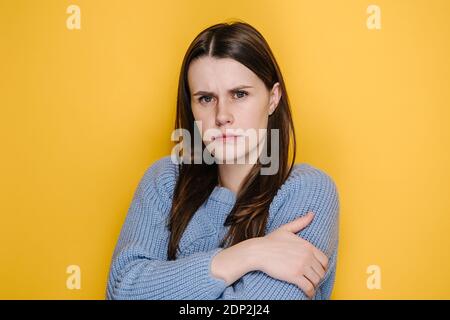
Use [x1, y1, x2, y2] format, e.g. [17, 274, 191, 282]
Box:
[199, 96, 213, 104]
[198, 91, 248, 104]
[234, 90, 248, 99]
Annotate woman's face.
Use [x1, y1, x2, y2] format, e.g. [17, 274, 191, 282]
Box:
[187, 56, 281, 163]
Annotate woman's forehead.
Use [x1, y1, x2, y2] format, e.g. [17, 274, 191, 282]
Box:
[188, 57, 262, 92]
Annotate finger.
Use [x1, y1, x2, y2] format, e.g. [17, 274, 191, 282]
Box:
[311, 258, 326, 279]
[304, 266, 321, 289]
[312, 247, 329, 270]
[296, 275, 315, 299]
[282, 212, 315, 233]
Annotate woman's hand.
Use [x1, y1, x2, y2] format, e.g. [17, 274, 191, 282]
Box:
[253, 212, 329, 299]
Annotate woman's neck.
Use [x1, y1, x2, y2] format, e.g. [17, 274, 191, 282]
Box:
[217, 162, 254, 195]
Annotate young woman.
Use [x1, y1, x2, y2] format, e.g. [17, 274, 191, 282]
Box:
[106, 21, 339, 300]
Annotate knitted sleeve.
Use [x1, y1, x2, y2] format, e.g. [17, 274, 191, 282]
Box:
[105, 156, 228, 300]
[217, 165, 340, 300]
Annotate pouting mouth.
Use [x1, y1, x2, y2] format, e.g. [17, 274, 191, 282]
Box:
[212, 134, 242, 141]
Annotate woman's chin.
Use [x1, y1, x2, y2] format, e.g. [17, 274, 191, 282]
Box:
[211, 151, 251, 164]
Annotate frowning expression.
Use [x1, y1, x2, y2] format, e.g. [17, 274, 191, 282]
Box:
[188, 56, 280, 163]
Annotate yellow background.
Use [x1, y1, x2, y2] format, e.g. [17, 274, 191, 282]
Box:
[1, 0, 449, 299]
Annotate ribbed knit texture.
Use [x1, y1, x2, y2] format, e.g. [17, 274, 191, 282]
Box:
[105, 155, 340, 300]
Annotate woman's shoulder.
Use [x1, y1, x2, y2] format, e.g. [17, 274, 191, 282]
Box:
[139, 155, 180, 202]
[286, 163, 337, 192]
[273, 162, 338, 198]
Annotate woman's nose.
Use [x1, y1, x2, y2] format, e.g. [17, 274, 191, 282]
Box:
[215, 101, 233, 126]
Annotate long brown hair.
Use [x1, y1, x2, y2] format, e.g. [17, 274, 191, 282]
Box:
[167, 20, 297, 260]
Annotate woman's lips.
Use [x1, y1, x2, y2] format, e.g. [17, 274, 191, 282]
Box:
[213, 135, 242, 142]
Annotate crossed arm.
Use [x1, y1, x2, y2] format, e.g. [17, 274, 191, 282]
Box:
[106, 165, 339, 300]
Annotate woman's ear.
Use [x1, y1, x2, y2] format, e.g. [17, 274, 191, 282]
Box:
[269, 82, 282, 115]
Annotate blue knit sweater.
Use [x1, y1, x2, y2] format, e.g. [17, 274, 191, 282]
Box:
[106, 155, 340, 300]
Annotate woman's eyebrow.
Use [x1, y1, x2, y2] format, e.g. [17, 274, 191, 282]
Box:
[192, 85, 253, 96]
